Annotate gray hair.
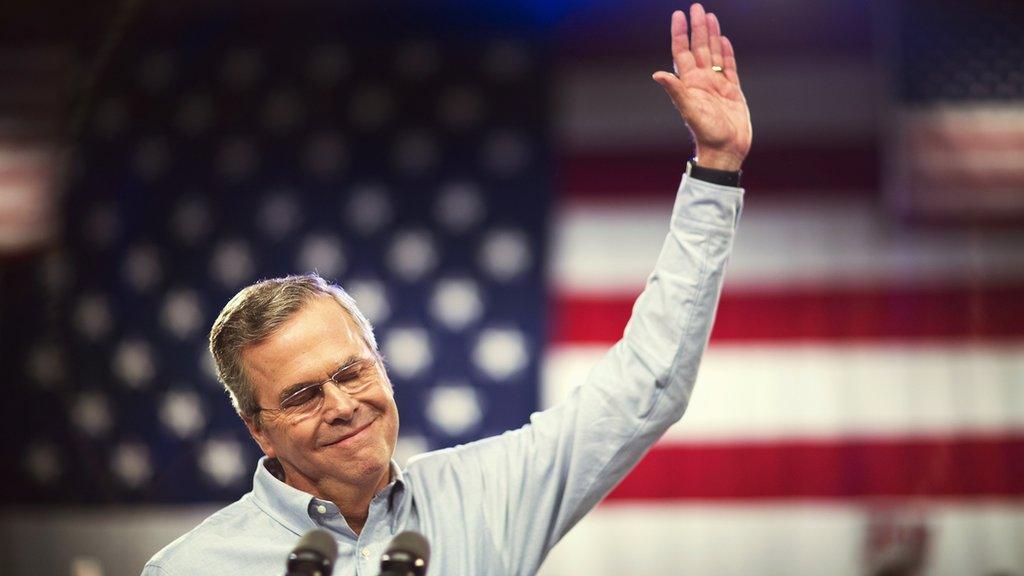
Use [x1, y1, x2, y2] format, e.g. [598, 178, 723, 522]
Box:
[208, 273, 378, 427]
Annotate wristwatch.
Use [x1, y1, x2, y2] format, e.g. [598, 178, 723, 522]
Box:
[686, 158, 742, 187]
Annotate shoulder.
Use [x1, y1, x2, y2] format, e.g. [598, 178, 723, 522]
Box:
[144, 493, 285, 576]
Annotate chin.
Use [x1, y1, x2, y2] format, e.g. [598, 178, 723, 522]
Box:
[333, 455, 389, 483]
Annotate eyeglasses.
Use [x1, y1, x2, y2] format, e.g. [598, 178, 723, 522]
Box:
[256, 356, 381, 421]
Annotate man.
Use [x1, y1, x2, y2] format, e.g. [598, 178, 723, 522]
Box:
[144, 3, 751, 574]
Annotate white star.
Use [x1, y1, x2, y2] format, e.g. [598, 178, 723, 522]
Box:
[304, 132, 348, 177]
[73, 294, 113, 341]
[83, 203, 120, 248]
[482, 39, 531, 81]
[434, 180, 485, 233]
[349, 85, 393, 130]
[394, 41, 440, 79]
[298, 233, 347, 278]
[122, 244, 163, 292]
[392, 130, 440, 175]
[257, 192, 303, 239]
[160, 289, 204, 340]
[209, 239, 255, 289]
[437, 85, 484, 130]
[92, 96, 128, 139]
[345, 184, 393, 236]
[199, 438, 246, 487]
[175, 93, 214, 135]
[111, 442, 153, 489]
[71, 392, 113, 437]
[221, 48, 263, 89]
[345, 279, 391, 324]
[479, 229, 532, 281]
[307, 44, 350, 86]
[430, 278, 484, 331]
[171, 196, 213, 246]
[425, 383, 484, 436]
[216, 137, 259, 182]
[24, 442, 61, 485]
[382, 327, 432, 379]
[133, 136, 170, 180]
[482, 129, 530, 176]
[160, 390, 205, 439]
[111, 339, 156, 389]
[473, 327, 530, 381]
[138, 50, 176, 91]
[262, 89, 304, 133]
[26, 342, 63, 388]
[388, 230, 438, 282]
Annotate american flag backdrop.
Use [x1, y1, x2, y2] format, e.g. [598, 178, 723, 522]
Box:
[5, 10, 550, 503]
[2, 1, 1024, 575]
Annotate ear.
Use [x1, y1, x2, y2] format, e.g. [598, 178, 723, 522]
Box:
[244, 415, 277, 459]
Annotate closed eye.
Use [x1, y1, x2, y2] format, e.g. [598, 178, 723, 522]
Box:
[280, 384, 323, 410]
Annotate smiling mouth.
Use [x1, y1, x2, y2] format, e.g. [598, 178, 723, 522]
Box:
[322, 418, 375, 447]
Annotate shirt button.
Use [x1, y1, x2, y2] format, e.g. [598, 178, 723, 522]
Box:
[361, 547, 371, 559]
[316, 504, 328, 514]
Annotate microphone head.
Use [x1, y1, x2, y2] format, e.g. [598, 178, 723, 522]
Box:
[287, 529, 338, 576]
[380, 531, 430, 576]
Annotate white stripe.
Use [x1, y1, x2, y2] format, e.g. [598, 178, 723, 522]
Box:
[544, 344, 1024, 440]
[540, 502, 1024, 576]
[903, 103, 1024, 136]
[551, 198, 1024, 294]
[914, 150, 1024, 174]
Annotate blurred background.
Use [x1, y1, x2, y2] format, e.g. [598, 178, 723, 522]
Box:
[1, 0, 1022, 574]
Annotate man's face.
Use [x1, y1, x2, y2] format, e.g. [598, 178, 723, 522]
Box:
[243, 295, 399, 497]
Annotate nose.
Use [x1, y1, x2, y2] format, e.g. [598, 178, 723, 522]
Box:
[320, 382, 359, 423]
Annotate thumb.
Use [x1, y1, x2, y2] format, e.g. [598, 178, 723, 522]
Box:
[651, 71, 678, 90]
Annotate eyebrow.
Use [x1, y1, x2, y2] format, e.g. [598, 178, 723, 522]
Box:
[277, 354, 362, 403]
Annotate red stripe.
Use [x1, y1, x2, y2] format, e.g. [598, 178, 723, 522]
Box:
[557, 143, 879, 199]
[552, 285, 1024, 343]
[605, 435, 1024, 501]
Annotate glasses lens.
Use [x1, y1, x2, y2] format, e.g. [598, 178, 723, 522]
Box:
[279, 385, 323, 416]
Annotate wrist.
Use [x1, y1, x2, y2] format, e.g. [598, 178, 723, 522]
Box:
[693, 148, 745, 172]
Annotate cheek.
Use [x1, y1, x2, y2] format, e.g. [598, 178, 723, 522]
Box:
[276, 421, 320, 452]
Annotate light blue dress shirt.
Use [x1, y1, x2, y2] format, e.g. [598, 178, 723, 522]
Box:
[143, 174, 743, 576]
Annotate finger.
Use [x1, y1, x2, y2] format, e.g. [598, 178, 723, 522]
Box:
[689, 3, 711, 69]
[720, 35, 741, 86]
[671, 10, 689, 58]
[671, 10, 696, 76]
[707, 13, 724, 71]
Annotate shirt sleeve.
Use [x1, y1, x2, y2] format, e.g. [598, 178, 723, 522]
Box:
[430, 173, 743, 575]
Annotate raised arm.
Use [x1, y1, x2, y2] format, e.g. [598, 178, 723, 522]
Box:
[408, 7, 750, 575]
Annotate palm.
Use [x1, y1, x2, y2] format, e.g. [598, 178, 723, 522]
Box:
[653, 4, 752, 171]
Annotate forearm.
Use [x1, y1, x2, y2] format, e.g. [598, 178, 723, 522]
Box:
[593, 170, 745, 448]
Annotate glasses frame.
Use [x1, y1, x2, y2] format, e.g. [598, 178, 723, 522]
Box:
[255, 355, 381, 422]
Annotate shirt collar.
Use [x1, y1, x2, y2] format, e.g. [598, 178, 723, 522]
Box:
[250, 456, 407, 536]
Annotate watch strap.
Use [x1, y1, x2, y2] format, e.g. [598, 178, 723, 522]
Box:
[686, 158, 742, 187]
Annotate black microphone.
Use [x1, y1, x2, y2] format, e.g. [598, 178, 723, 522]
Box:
[286, 528, 338, 576]
[379, 531, 430, 576]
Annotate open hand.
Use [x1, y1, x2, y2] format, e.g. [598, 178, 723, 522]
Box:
[652, 4, 752, 172]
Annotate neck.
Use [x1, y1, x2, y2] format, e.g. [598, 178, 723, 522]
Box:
[272, 459, 392, 536]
